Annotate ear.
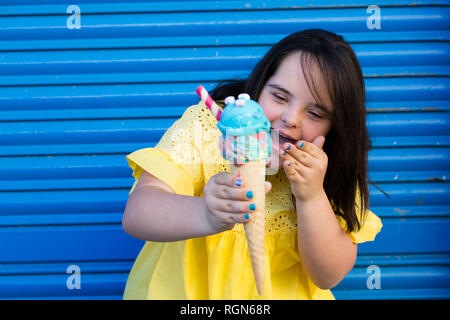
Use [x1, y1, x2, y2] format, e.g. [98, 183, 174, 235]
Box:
[313, 135, 326, 149]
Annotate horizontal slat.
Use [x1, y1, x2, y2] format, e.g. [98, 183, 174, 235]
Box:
[1, 78, 448, 115]
[0, 218, 448, 262]
[1, 112, 448, 155]
[335, 265, 450, 290]
[2, 31, 450, 52]
[1, 113, 448, 145]
[0, 43, 448, 84]
[2, 268, 448, 299]
[0, 183, 448, 226]
[0, 225, 144, 263]
[0, 7, 448, 43]
[2, 254, 448, 276]
[366, 100, 450, 113]
[367, 112, 450, 137]
[0, 138, 448, 157]
[1, 101, 450, 122]
[354, 254, 450, 267]
[0, 147, 448, 192]
[0, 260, 134, 276]
[1, 254, 449, 299]
[368, 182, 449, 207]
[2, 205, 447, 227]
[1, 66, 450, 88]
[1, 0, 448, 16]
[0, 273, 128, 299]
[0, 179, 450, 220]
[333, 288, 450, 299]
[1, 182, 447, 214]
[0, 142, 152, 156]
[3, 147, 449, 177]
[359, 217, 450, 254]
[368, 147, 450, 170]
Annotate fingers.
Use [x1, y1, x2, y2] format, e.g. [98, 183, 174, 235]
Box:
[214, 211, 252, 225]
[281, 143, 313, 168]
[213, 171, 245, 189]
[206, 172, 272, 229]
[282, 153, 304, 180]
[215, 197, 257, 214]
[213, 172, 271, 200]
[294, 137, 325, 159]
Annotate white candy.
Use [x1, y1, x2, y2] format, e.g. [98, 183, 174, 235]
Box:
[238, 93, 250, 100]
[235, 99, 245, 106]
[224, 96, 235, 105]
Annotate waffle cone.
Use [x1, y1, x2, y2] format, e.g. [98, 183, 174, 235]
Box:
[230, 159, 266, 295]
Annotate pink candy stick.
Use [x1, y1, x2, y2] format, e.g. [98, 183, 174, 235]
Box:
[196, 85, 222, 121]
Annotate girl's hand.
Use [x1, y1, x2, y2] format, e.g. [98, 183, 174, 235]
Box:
[203, 172, 272, 233]
[281, 136, 328, 202]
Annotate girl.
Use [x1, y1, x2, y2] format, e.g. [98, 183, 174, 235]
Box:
[122, 29, 382, 300]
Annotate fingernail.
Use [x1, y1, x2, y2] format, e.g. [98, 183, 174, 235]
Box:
[283, 151, 286, 156]
[249, 203, 256, 211]
[299, 142, 304, 148]
[246, 190, 253, 199]
[244, 214, 250, 220]
[287, 161, 291, 166]
[235, 179, 243, 187]
[287, 144, 291, 150]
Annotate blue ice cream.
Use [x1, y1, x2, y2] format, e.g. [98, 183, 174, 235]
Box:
[216, 94, 271, 165]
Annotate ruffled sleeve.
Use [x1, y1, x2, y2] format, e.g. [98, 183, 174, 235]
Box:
[126, 102, 222, 196]
[336, 209, 383, 243]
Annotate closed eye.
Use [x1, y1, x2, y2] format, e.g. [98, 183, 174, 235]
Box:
[308, 110, 323, 119]
[272, 92, 287, 103]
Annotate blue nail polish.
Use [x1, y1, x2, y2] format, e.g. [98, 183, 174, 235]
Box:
[235, 179, 243, 187]
[287, 144, 291, 150]
[246, 190, 253, 199]
[244, 214, 250, 220]
[249, 203, 256, 211]
[283, 151, 286, 156]
[300, 142, 304, 148]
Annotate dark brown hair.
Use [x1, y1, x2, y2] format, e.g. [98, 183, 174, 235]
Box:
[211, 29, 370, 232]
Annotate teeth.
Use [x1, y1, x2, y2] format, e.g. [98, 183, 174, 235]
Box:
[271, 128, 295, 143]
[280, 134, 294, 142]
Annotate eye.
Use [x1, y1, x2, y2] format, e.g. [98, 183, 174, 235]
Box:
[272, 92, 287, 103]
[308, 110, 323, 119]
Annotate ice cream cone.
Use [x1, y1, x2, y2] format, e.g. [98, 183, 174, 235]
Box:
[230, 159, 266, 295]
[196, 86, 270, 296]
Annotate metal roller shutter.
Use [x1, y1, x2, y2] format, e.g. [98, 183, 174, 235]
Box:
[0, 0, 449, 299]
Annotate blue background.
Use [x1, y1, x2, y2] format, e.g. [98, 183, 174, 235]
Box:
[0, 0, 449, 299]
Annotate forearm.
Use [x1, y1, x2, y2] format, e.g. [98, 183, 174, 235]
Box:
[296, 190, 357, 289]
[123, 186, 215, 242]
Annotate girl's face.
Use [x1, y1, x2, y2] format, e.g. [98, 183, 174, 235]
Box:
[258, 52, 334, 169]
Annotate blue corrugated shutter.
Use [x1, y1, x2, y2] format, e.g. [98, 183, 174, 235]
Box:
[0, 0, 449, 299]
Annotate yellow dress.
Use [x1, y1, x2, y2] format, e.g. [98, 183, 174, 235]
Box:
[122, 102, 383, 300]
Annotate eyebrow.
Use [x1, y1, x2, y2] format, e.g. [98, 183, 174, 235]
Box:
[268, 84, 292, 97]
[268, 83, 333, 116]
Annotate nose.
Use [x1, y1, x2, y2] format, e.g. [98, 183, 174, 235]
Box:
[280, 106, 300, 128]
